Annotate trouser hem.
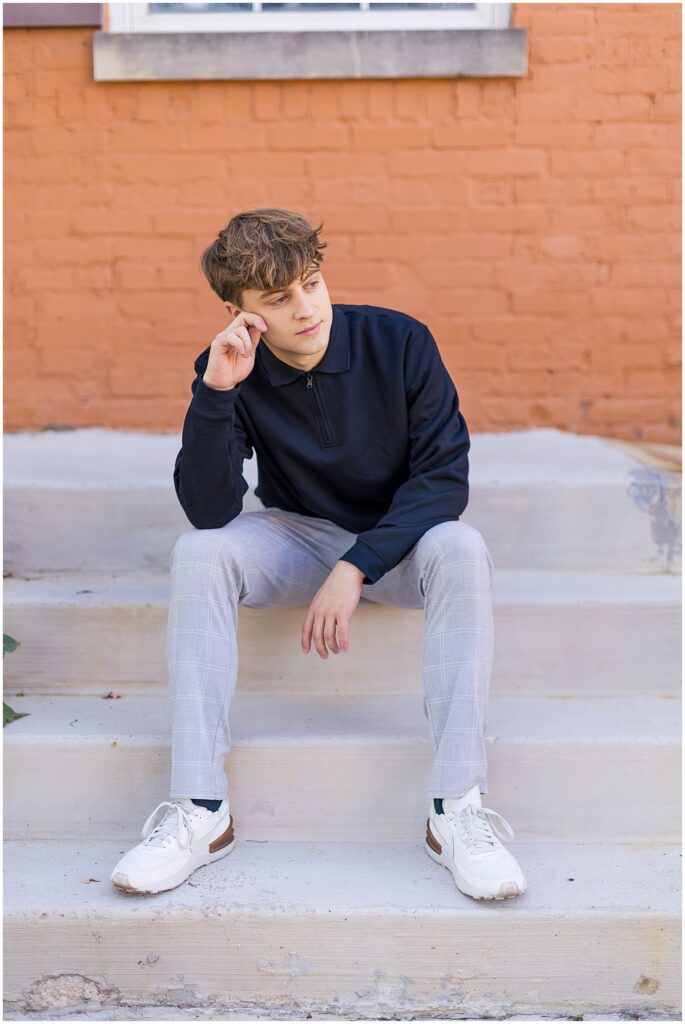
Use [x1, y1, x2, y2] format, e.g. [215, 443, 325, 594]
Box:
[426, 777, 488, 799]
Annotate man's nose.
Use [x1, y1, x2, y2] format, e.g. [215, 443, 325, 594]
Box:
[295, 293, 317, 317]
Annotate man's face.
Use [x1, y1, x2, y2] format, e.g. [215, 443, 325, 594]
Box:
[225, 266, 333, 372]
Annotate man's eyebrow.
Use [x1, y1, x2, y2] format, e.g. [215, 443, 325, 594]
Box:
[258, 268, 319, 298]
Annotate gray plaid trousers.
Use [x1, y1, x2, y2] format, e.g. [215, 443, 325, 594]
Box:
[167, 507, 495, 801]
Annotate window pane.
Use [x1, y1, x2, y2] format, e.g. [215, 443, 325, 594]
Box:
[261, 4, 359, 9]
[149, 1, 477, 10]
[149, 4, 253, 12]
[367, 3, 475, 8]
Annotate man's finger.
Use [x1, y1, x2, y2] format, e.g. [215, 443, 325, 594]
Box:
[312, 614, 328, 659]
[241, 311, 268, 332]
[336, 619, 349, 653]
[301, 609, 313, 653]
[324, 616, 340, 655]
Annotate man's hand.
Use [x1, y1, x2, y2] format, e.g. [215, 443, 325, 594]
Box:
[301, 560, 365, 658]
[203, 311, 268, 391]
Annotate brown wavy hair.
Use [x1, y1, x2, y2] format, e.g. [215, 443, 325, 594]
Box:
[200, 208, 328, 308]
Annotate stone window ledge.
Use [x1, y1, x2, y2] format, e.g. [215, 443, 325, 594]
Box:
[93, 28, 528, 82]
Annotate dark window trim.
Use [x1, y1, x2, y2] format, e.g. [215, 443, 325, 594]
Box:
[3, 4, 102, 28]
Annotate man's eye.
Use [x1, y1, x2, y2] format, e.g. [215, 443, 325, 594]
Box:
[271, 280, 319, 305]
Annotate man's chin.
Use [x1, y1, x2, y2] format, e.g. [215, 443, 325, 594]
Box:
[294, 324, 330, 348]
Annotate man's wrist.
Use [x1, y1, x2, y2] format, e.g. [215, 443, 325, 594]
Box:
[337, 559, 365, 582]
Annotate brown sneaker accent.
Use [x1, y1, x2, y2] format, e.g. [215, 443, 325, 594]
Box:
[209, 815, 235, 853]
[426, 818, 442, 855]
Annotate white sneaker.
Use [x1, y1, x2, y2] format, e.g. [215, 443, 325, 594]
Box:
[111, 798, 235, 894]
[425, 785, 527, 900]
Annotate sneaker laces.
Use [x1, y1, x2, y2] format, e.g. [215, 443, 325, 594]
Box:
[140, 800, 197, 849]
[448, 803, 515, 853]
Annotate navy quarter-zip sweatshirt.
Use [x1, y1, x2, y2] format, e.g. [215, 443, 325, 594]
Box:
[173, 303, 470, 585]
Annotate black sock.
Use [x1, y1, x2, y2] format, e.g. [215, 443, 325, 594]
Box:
[191, 798, 222, 812]
[433, 798, 444, 815]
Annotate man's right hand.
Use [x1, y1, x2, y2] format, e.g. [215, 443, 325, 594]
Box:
[202, 311, 268, 391]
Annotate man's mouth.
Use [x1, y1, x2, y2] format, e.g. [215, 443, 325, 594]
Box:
[297, 321, 322, 336]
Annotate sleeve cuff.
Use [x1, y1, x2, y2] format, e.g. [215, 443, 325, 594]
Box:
[192, 374, 242, 419]
[339, 539, 389, 586]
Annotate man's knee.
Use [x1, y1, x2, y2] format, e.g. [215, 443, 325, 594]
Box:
[169, 522, 244, 572]
[418, 521, 494, 578]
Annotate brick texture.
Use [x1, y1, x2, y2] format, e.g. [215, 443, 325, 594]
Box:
[3, 4, 681, 441]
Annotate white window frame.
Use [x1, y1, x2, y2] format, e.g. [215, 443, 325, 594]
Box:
[108, 2, 511, 34]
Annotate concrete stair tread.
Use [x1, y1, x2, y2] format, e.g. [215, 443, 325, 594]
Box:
[4, 692, 680, 745]
[5, 569, 680, 699]
[5, 839, 680, 1018]
[6, 426, 679, 486]
[6, 692, 679, 843]
[7, 429, 680, 574]
[4, 566, 682, 601]
[4, 838, 680, 917]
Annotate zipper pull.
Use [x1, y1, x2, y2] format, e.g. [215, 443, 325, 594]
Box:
[306, 373, 313, 388]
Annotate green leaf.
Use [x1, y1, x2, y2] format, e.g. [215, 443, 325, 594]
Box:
[3, 634, 20, 657]
[3, 702, 30, 727]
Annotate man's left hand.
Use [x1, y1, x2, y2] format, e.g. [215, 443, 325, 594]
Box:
[301, 560, 364, 658]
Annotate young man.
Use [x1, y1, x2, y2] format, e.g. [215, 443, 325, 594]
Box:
[111, 208, 526, 901]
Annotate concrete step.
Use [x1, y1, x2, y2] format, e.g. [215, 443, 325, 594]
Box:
[3, 838, 681, 1019]
[4, 569, 681, 698]
[4, 428, 681, 574]
[4, 693, 680, 843]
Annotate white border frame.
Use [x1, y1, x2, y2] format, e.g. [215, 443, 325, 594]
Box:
[108, 2, 511, 33]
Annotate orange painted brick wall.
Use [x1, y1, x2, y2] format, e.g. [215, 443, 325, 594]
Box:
[4, 4, 681, 440]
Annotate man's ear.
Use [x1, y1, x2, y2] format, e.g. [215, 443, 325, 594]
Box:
[224, 300, 241, 321]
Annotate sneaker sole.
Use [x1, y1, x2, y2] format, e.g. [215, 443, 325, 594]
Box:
[425, 820, 526, 901]
[112, 819, 236, 895]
